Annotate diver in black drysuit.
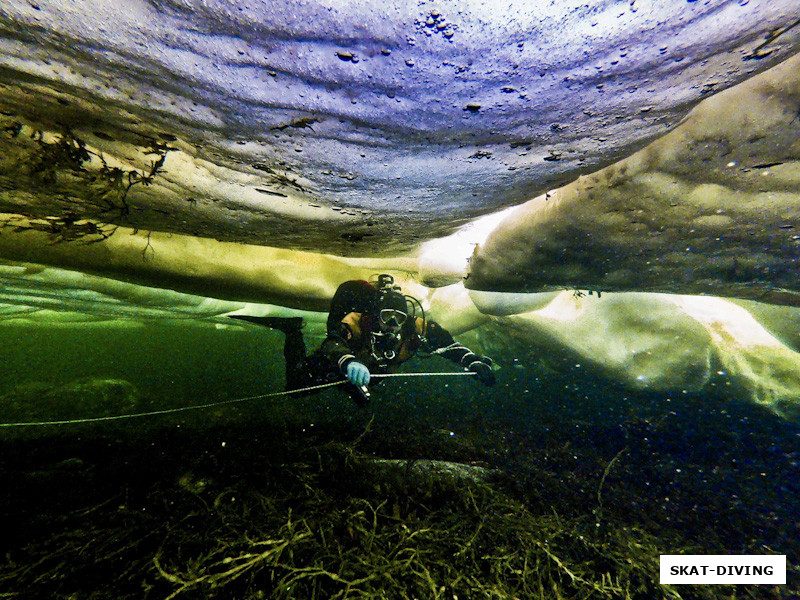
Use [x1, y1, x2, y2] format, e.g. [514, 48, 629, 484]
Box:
[232, 275, 495, 406]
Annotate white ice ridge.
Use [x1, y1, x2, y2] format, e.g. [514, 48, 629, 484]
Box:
[1, 259, 799, 419]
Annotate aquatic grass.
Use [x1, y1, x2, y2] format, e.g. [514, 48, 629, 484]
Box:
[0, 426, 741, 600]
[0, 388, 797, 600]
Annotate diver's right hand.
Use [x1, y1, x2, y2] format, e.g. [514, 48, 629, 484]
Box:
[346, 361, 371, 387]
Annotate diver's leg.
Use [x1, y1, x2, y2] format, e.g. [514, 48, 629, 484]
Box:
[280, 323, 310, 390]
[229, 316, 309, 390]
[229, 315, 303, 331]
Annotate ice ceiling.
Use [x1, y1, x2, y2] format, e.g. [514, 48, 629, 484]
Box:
[1, 1, 800, 416]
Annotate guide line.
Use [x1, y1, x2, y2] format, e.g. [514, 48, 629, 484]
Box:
[0, 371, 477, 428]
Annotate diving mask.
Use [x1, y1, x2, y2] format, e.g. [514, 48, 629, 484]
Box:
[379, 308, 408, 328]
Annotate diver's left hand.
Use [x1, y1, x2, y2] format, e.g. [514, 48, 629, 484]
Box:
[467, 356, 495, 386]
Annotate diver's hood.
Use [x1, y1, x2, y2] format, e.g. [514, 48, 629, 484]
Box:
[379, 290, 409, 314]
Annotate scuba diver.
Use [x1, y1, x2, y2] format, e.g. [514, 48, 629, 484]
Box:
[231, 274, 495, 406]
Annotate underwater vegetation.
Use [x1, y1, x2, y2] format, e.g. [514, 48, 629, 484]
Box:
[0, 126, 175, 244]
[0, 371, 797, 599]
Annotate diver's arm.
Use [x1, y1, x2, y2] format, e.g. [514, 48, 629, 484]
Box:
[319, 316, 372, 407]
[319, 314, 367, 378]
[423, 320, 495, 385]
[319, 334, 357, 375]
[422, 320, 462, 358]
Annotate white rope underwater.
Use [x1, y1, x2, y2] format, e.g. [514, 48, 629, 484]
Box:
[0, 371, 477, 428]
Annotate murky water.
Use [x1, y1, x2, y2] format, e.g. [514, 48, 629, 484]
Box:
[0, 320, 797, 598]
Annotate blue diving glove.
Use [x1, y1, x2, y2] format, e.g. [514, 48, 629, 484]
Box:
[346, 361, 371, 387]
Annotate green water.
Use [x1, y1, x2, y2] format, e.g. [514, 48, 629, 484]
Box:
[0, 321, 280, 404]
